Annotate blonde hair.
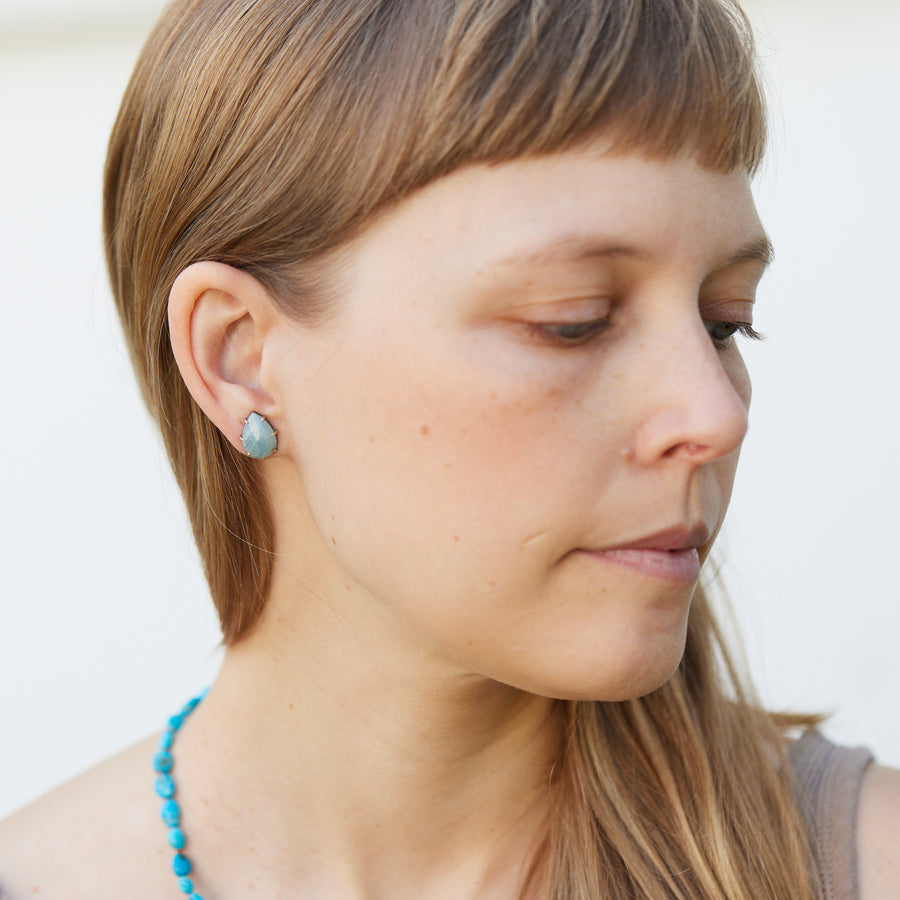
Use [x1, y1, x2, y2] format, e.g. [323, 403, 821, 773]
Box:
[104, 1, 821, 897]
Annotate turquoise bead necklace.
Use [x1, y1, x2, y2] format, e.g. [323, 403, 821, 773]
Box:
[153, 690, 209, 900]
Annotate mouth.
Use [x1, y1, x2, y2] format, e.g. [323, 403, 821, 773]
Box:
[578, 524, 710, 583]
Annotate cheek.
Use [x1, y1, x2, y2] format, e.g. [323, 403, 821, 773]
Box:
[728, 346, 752, 410]
[295, 337, 616, 598]
[714, 349, 749, 497]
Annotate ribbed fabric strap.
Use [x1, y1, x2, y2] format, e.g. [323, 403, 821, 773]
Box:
[789, 732, 874, 900]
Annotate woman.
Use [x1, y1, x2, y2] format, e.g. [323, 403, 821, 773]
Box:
[0, 0, 897, 897]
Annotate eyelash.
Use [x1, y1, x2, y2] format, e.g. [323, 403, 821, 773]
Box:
[527, 319, 763, 349]
[704, 320, 763, 348]
[528, 320, 611, 345]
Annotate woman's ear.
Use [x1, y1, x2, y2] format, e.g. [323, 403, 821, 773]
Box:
[168, 261, 280, 455]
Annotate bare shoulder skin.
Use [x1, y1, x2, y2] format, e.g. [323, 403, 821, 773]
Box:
[0, 736, 171, 900]
[2, 733, 896, 898]
[859, 764, 900, 900]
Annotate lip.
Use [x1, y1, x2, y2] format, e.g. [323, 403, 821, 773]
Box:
[578, 524, 710, 583]
[599, 523, 711, 553]
[582, 547, 701, 583]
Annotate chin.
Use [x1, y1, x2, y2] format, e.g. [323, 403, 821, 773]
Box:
[514, 626, 689, 703]
[552, 662, 684, 703]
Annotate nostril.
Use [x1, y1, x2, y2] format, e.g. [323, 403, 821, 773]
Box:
[663, 441, 709, 460]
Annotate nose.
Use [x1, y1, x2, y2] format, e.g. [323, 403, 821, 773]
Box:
[626, 323, 750, 467]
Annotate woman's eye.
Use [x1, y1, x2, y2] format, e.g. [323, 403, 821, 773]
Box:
[529, 319, 610, 346]
[704, 319, 762, 348]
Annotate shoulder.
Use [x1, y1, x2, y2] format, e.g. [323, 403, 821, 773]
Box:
[0, 736, 172, 900]
[788, 731, 899, 900]
[858, 763, 900, 900]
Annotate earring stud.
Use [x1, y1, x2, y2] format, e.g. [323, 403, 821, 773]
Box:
[240, 412, 278, 459]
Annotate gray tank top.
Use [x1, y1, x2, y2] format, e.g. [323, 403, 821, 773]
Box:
[789, 731, 873, 900]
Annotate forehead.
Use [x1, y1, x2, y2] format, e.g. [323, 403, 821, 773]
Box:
[347, 146, 766, 280]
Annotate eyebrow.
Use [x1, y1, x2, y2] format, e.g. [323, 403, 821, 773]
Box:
[494, 232, 775, 270]
[724, 234, 775, 268]
[496, 236, 650, 268]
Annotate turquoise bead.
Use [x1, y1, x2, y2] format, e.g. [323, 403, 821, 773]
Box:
[240, 412, 277, 459]
[155, 774, 176, 798]
[158, 692, 208, 900]
[161, 800, 181, 826]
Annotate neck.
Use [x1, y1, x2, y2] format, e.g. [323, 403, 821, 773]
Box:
[173, 569, 564, 899]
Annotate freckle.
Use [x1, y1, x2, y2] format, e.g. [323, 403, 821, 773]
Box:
[331, 535, 337, 545]
[345, 583, 352, 591]
[331, 513, 335, 521]
[288, 703, 294, 711]
[453, 535, 460, 542]
[444, 462, 451, 470]
[489, 580, 496, 587]
[369, 436, 375, 443]
[420, 424, 430, 436]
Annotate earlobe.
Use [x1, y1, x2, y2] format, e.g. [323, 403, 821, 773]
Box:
[168, 261, 279, 455]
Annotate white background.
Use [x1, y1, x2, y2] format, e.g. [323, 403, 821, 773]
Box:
[1, 0, 898, 819]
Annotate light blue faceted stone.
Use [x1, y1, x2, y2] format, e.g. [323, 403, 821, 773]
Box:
[177, 877, 194, 894]
[168, 827, 186, 849]
[154, 751, 173, 773]
[172, 853, 192, 877]
[189, 894, 204, 900]
[240, 412, 277, 459]
[161, 799, 181, 826]
[159, 731, 174, 751]
[155, 774, 176, 798]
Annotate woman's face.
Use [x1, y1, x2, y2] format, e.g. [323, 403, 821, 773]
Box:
[267, 145, 767, 701]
